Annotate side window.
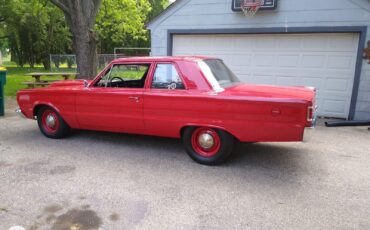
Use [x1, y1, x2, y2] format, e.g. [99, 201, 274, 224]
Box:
[96, 64, 149, 88]
[151, 64, 185, 89]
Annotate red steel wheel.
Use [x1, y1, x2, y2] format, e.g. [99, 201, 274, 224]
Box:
[41, 109, 60, 134]
[37, 106, 71, 139]
[183, 127, 234, 165]
[191, 127, 221, 157]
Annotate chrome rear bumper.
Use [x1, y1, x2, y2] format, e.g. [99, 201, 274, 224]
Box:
[309, 105, 318, 128]
[15, 108, 26, 119]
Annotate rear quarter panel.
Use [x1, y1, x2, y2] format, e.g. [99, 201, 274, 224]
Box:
[143, 91, 308, 142]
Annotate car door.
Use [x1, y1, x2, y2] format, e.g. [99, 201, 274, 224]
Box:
[75, 63, 152, 132]
[143, 62, 191, 137]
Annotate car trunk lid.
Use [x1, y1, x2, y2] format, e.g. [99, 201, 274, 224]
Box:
[222, 83, 315, 102]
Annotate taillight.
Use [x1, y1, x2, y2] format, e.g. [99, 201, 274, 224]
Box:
[307, 106, 314, 122]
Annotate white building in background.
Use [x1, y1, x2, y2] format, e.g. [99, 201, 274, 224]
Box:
[147, 0, 370, 120]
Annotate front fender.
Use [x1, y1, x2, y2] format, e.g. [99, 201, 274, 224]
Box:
[33, 101, 62, 117]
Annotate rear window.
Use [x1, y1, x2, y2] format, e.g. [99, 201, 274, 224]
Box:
[200, 59, 240, 89]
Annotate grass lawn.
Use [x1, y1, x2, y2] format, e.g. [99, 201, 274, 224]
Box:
[1, 58, 143, 96]
[1, 59, 76, 96]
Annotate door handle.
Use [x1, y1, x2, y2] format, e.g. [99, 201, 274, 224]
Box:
[128, 96, 140, 102]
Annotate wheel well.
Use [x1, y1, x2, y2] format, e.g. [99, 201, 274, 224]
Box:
[180, 126, 189, 138]
[180, 125, 239, 142]
[33, 104, 49, 117]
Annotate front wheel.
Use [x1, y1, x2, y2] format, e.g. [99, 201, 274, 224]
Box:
[182, 127, 234, 165]
[37, 107, 71, 139]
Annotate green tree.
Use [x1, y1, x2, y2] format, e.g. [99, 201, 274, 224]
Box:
[96, 0, 151, 54]
[0, 0, 13, 57]
[1, 0, 71, 69]
[0, 0, 11, 24]
[148, 0, 169, 21]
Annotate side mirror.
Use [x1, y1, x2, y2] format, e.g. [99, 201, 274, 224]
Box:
[83, 80, 88, 88]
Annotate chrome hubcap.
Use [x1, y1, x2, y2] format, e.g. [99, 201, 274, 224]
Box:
[45, 115, 56, 128]
[198, 133, 215, 149]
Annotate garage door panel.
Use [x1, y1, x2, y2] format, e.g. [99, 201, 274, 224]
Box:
[255, 37, 276, 50]
[278, 55, 300, 68]
[232, 54, 252, 66]
[278, 36, 302, 50]
[329, 34, 359, 51]
[301, 76, 323, 88]
[317, 89, 349, 97]
[233, 37, 254, 50]
[213, 39, 234, 51]
[251, 74, 276, 85]
[253, 54, 275, 67]
[302, 35, 329, 50]
[325, 78, 350, 91]
[276, 76, 301, 86]
[323, 100, 347, 114]
[327, 55, 355, 69]
[301, 55, 326, 68]
[173, 33, 359, 118]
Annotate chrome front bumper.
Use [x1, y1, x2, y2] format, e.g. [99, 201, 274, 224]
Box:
[15, 108, 26, 119]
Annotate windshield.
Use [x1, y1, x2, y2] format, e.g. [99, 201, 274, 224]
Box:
[199, 59, 240, 91]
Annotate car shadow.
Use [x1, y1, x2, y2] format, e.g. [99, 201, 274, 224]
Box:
[72, 130, 307, 174]
[11, 127, 309, 187]
[229, 142, 305, 168]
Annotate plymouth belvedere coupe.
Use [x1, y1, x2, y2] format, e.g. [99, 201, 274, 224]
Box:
[16, 56, 316, 165]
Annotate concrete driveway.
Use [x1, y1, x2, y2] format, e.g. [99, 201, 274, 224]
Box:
[1, 98, 370, 230]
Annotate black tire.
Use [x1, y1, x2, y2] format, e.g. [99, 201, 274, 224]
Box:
[37, 106, 71, 139]
[182, 127, 234, 165]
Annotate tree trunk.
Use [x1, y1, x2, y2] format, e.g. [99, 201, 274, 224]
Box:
[72, 30, 97, 79]
[42, 59, 51, 70]
[49, 0, 101, 79]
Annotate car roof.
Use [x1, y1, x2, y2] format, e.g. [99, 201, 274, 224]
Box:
[112, 56, 218, 63]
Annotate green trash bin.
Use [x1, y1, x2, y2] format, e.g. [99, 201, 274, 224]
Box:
[0, 68, 6, 116]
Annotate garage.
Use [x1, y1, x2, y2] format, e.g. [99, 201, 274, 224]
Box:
[147, 0, 370, 120]
[173, 33, 360, 118]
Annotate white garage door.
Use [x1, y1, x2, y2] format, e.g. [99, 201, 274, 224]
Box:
[173, 33, 359, 118]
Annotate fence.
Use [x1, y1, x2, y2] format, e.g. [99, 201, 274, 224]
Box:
[50, 48, 151, 72]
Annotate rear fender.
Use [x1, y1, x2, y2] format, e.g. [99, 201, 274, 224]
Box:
[180, 123, 240, 141]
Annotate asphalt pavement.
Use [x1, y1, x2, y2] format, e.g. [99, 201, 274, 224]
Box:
[1, 98, 370, 230]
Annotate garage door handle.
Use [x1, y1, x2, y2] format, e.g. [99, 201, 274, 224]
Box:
[129, 96, 139, 102]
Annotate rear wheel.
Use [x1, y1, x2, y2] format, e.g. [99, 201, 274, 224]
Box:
[182, 127, 234, 165]
[37, 107, 70, 139]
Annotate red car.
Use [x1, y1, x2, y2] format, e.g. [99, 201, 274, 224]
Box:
[16, 56, 316, 165]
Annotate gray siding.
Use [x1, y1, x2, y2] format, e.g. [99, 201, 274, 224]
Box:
[148, 0, 370, 119]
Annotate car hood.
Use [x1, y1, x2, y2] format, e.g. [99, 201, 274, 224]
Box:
[222, 83, 315, 102]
